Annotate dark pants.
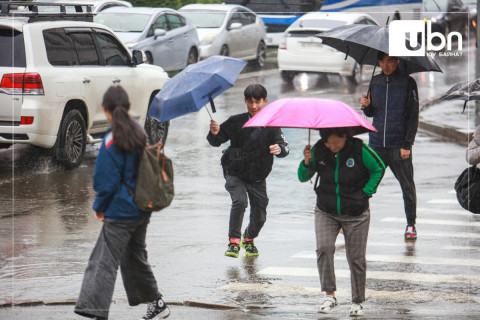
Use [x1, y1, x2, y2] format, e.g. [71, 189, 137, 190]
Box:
[225, 174, 269, 239]
[371, 146, 417, 225]
[75, 216, 161, 319]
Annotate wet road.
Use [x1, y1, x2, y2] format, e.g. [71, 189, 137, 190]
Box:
[1, 39, 479, 319]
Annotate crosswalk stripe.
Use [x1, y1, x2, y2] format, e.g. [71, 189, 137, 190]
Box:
[427, 199, 459, 204]
[417, 207, 470, 216]
[376, 228, 480, 239]
[291, 251, 480, 267]
[257, 267, 480, 284]
[381, 217, 480, 227]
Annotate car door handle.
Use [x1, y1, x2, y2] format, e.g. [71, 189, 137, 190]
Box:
[168, 38, 173, 43]
[112, 79, 121, 84]
[82, 78, 90, 84]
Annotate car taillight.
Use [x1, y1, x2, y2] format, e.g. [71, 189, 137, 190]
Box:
[20, 116, 34, 125]
[0, 73, 44, 95]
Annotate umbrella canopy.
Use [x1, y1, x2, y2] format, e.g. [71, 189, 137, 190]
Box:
[243, 98, 376, 137]
[440, 79, 480, 112]
[317, 24, 442, 74]
[148, 55, 247, 122]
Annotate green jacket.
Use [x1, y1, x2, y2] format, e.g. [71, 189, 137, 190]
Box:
[298, 137, 385, 216]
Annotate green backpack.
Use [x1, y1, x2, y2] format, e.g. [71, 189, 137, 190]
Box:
[127, 143, 174, 212]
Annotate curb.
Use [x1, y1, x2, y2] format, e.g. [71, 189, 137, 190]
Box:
[419, 118, 473, 147]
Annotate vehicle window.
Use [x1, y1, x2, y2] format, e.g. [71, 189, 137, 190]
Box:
[229, 12, 243, 27]
[148, 15, 168, 37]
[290, 19, 346, 29]
[70, 33, 100, 65]
[422, 0, 448, 11]
[95, 13, 151, 33]
[44, 28, 79, 66]
[0, 28, 26, 67]
[167, 14, 185, 30]
[180, 10, 226, 28]
[365, 18, 377, 25]
[98, 4, 127, 12]
[93, 32, 130, 66]
[239, 9, 256, 25]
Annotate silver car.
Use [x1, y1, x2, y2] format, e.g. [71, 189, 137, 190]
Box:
[95, 7, 200, 72]
[179, 4, 267, 67]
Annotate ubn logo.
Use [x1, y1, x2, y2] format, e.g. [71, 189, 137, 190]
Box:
[389, 20, 463, 57]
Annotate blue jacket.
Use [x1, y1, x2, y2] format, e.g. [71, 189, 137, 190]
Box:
[92, 132, 150, 219]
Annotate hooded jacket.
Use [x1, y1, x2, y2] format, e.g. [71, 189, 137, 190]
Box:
[298, 137, 385, 216]
[207, 112, 289, 183]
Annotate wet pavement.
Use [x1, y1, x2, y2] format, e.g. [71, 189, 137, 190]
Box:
[1, 38, 479, 319]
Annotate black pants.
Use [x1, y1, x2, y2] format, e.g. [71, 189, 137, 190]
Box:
[75, 216, 161, 319]
[225, 174, 269, 239]
[371, 146, 417, 225]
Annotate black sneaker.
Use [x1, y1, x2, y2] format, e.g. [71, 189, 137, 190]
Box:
[225, 242, 240, 258]
[241, 235, 259, 257]
[138, 297, 170, 319]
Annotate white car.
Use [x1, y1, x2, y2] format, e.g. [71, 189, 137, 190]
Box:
[95, 7, 200, 72]
[179, 3, 267, 67]
[0, 2, 169, 168]
[278, 12, 378, 84]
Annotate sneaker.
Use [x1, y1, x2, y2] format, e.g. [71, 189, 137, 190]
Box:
[241, 235, 259, 256]
[318, 295, 338, 314]
[349, 303, 364, 316]
[404, 225, 417, 240]
[225, 242, 240, 258]
[139, 297, 170, 319]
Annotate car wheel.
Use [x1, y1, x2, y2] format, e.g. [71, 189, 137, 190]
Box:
[145, 92, 169, 145]
[146, 52, 154, 65]
[254, 41, 266, 68]
[220, 45, 229, 56]
[281, 71, 295, 83]
[346, 63, 362, 85]
[53, 109, 86, 169]
[187, 48, 198, 66]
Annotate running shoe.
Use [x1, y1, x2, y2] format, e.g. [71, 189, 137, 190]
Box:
[241, 235, 259, 256]
[225, 242, 240, 258]
[349, 303, 364, 316]
[139, 297, 170, 319]
[318, 295, 338, 314]
[404, 225, 417, 240]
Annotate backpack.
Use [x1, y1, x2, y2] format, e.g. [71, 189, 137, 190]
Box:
[454, 166, 480, 214]
[126, 143, 174, 212]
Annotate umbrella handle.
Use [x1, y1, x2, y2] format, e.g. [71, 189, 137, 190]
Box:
[308, 129, 311, 146]
[205, 105, 213, 120]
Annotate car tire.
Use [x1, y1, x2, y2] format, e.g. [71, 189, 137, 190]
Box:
[220, 45, 229, 56]
[281, 70, 295, 83]
[187, 48, 198, 66]
[145, 92, 169, 146]
[146, 51, 154, 65]
[346, 63, 362, 85]
[53, 109, 86, 169]
[253, 41, 266, 68]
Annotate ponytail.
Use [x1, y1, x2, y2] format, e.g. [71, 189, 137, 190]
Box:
[102, 86, 146, 152]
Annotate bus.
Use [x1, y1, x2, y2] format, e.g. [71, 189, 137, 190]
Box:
[224, 0, 423, 46]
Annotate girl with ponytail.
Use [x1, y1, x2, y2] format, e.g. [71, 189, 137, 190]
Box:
[75, 86, 170, 320]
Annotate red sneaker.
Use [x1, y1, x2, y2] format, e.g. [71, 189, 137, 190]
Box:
[405, 225, 417, 240]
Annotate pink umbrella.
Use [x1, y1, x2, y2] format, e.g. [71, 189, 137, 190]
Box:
[244, 98, 376, 143]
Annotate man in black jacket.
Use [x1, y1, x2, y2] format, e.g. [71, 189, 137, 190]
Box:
[207, 84, 289, 258]
[360, 53, 419, 240]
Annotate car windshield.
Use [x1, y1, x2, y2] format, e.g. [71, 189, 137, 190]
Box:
[94, 13, 151, 32]
[422, 0, 448, 11]
[289, 19, 346, 29]
[180, 10, 226, 28]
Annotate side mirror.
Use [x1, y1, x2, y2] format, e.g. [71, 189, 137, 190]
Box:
[229, 22, 242, 30]
[153, 28, 167, 40]
[132, 50, 145, 65]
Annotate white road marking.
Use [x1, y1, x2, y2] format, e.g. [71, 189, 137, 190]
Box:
[381, 217, 480, 227]
[427, 199, 460, 204]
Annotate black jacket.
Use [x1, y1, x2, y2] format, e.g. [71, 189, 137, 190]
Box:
[207, 112, 289, 183]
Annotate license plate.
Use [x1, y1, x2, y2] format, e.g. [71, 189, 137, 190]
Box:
[300, 42, 322, 48]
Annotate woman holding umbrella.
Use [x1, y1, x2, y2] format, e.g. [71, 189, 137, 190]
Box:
[298, 127, 385, 316]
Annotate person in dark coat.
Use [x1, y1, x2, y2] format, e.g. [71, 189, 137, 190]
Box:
[360, 52, 419, 240]
[298, 127, 385, 316]
[207, 84, 289, 258]
[75, 86, 170, 320]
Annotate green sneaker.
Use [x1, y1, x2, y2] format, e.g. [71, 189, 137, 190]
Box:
[225, 242, 240, 258]
[241, 235, 259, 256]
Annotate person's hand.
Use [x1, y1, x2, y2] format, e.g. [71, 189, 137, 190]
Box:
[303, 145, 312, 166]
[400, 148, 411, 160]
[360, 93, 370, 107]
[94, 211, 104, 222]
[210, 119, 220, 135]
[269, 144, 281, 155]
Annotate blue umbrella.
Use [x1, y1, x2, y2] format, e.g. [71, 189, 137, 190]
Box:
[148, 55, 247, 122]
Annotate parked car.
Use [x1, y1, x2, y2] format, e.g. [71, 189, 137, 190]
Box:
[277, 12, 378, 84]
[422, 0, 469, 37]
[35, 0, 132, 13]
[179, 3, 267, 67]
[94, 7, 199, 72]
[0, 2, 169, 168]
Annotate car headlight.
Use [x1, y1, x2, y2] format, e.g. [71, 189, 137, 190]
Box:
[201, 33, 217, 46]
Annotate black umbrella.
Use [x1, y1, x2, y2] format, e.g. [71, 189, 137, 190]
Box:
[440, 79, 480, 112]
[316, 24, 443, 74]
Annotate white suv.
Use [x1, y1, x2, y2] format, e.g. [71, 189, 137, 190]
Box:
[0, 2, 169, 168]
